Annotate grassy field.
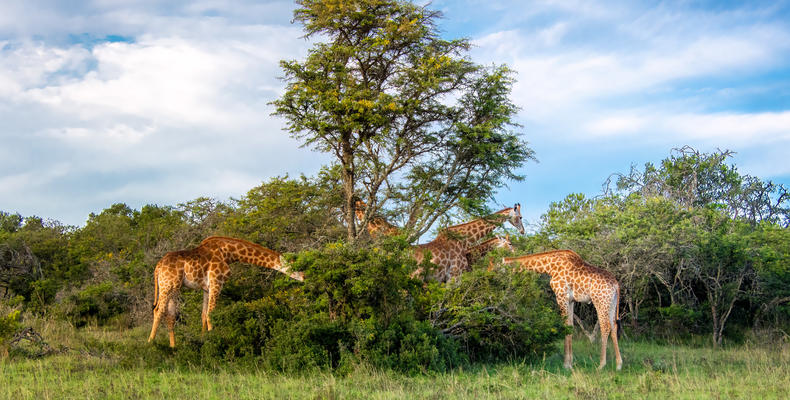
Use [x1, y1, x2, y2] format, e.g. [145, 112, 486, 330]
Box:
[2, 322, 789, 399]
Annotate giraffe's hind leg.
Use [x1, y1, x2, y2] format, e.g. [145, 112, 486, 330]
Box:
[611, 323, 622, 370]
[610, 289, 622, 370]
[564, 298, 574, 369]
[595, 303, 610, 370]
[148, 287, 173, 344]
[166, 297, 178, 348]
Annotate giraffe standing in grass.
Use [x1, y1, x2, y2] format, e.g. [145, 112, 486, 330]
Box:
[413, 205, 525, 281]
[148, 236, 304, 347]
[503, 250, 622, 370]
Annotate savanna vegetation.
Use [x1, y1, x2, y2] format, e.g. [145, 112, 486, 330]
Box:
[2, 0, 789, 398]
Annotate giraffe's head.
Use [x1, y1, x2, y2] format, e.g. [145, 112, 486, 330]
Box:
[506, 203, 525, 234]
[495, 235, 514, 252]
[354, 200, 367, 221]
[279, 255, 305, 282]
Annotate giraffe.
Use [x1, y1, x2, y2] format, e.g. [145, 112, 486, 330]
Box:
[147, 236, 304, 347]
[467, 235, 513, 267]
[503, 250, 622, 370]
[354, 200, 401, 238]
[411, 235, 469, 282]
[413, 205, 525, 281]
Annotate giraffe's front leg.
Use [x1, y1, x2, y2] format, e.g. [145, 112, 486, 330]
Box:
[551, 281, 574, 370]
[205, 282, 223, 332]
[201, 290, 209, 333]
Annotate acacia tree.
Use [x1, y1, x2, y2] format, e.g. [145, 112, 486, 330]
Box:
[273, 0, 533, 241]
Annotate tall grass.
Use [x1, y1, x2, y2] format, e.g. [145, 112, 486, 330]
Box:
[2, 317, 789, 399]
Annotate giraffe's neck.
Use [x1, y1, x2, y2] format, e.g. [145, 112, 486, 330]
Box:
[201, 237, 304, 281]
[502, 253, 557, 275]
[443, 208, 511, 248]
[356, 203, 401, 236]
[469, 237, 507, 259]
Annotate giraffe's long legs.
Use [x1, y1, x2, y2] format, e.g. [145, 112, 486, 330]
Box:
[595, 304, 610, 370]
[205, 282, 222, 332]
[148, 288, 172, 343]
[564, 298, 574, 369]
[166, 297, 178, 348]
[201, 290, 209, 333]
[611, 322, 622, 370]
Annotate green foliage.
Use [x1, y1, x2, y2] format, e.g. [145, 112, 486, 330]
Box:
[537, 147, 790, 344]
[655, 304, 704, 337]
[292, 241, 422, 323]
[160, 242, 470, 373]
[223, 175, 344, 252]
[274, 0, 533, 241]
[26, 278, 60, 315]
[59, 282, 130, 327]
[0, 309, 21, 355]
[432, 269, 566, 362]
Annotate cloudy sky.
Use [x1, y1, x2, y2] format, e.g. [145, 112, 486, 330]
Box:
[1, 1, 789, 229]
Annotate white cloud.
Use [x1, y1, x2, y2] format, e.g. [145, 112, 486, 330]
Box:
[665, 111, 790, 144]
[585, 110, 790, 144]
[0, 6, 323, 225]
[1, 0, 789, 225]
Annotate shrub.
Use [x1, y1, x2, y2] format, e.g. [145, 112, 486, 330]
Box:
[432, 269, 567, 362]
[60, 282, 130, 327]
[0, 309, 21, 357]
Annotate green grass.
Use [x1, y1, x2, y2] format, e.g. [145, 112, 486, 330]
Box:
[2, 321, 789, 399]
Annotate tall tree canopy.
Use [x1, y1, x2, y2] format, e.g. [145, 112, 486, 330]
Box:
[273, 0, 533, 241]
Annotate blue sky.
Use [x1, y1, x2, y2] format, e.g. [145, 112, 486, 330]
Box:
[1, 1, 789, 230]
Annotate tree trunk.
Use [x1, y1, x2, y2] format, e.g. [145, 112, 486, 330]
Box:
[340, 138, 357, 242]
[710, 301, 720, 347]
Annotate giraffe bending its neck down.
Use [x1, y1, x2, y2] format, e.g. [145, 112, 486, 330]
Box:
[503, 250, 622, 370]
[148, 236, 304, 347]
[413, 205, 525, 282]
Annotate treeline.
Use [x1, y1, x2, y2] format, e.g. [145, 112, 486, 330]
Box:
[1, 148, 788, 370]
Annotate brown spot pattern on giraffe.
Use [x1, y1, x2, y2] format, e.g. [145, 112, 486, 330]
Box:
[503, 249, 623, 370]
[148, 236, 304, 348]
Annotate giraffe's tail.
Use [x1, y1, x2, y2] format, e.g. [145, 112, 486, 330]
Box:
[152, 266, 159, 311]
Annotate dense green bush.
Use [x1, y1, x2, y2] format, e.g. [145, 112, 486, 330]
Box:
[60, 282, 130, 327]
[0, 309, 21, 356]
[160, 242, 565, 373]
[432, 269, 567, 362]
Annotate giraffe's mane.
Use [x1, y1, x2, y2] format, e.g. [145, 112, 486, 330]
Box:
[442, 208, 512, 231]
[504, 249, 580, 261]
[200, 236, 281, 256]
